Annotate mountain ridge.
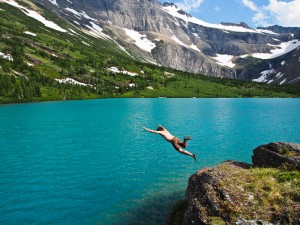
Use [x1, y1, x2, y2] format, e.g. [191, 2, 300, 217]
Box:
[0, 0, 299, 104]
[30, 0, 300, 84]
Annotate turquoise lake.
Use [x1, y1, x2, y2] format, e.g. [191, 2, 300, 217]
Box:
[0, 98, 299, 225]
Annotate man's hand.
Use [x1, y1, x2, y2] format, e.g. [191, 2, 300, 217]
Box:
[143, 127, 160, 134]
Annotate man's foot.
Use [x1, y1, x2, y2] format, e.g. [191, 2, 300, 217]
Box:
[184, 136, 192, 140]
[192, 154, 196, 161]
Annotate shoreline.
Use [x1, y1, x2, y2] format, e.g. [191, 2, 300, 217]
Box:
[1, 95, 299, 105]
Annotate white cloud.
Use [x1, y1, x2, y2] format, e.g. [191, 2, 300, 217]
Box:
[214, 6, 221, 11]
[242, 0, 258, 11]
[241, 0, 271, 26]
[265, 0, 300, 27]
[175, 0, 204, 12]
[253, 11, 271, 26]
[241, 0, 300, 27]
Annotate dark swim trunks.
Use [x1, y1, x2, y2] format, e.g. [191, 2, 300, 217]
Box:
[170, 137, 184, 150]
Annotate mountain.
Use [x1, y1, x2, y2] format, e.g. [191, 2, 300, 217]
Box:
[27, 0, 300, 84]
[0, 0, 299, 104]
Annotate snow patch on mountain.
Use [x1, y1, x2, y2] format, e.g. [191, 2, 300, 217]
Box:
[75, 22, 130, 56]
[276, 72, 284, 79]
[256, 29, 278, 35]
[212, 54, 235, 68]
[253, 69, 276, 82]
[73, 21, 80, 26]
[48, 0, 58, 6]
[171, 35, 187, 47]
[55, 78, 91, 86]
[289, 77, 300, 83]
[279, 78, 287, 85]
[170, 35, 201, 52]
[108, 67, 138, 76]
[65, 7, 97, 21]
[165, 24, 174, 35]
[84, 22, 110, 40]
[24, 31, 37, 36]
[82, 41, 90, 46]
[0, 52, 13, 61]
[69, 29, 78, 35]
[162, 4, 257, 33]
[1, 0, 67, 32]
[124, 29, 156, 53]
[189, 44, 201, 52]
[113, 41, 131, 56]
[251, 39, 300, 59]
[192, 33, 200, 38]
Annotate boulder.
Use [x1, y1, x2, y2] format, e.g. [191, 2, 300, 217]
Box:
[252, 142, 300, 170]
[170, 143, 300, 225]
[182, 161, 253, 225]
[179, 158, 300, 224]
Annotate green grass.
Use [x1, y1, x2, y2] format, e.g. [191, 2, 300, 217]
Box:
[129, 75, 297, 98]
[217, 165, 300, 224]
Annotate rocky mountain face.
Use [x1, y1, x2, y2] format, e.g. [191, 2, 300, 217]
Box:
[34, 0, 300, 83]
[176, 142, 300, 225]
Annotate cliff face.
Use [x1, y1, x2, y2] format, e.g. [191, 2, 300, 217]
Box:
[34, 0, 300, 83]
[176, 142, 300, 225]
[151, 42, 236, 78]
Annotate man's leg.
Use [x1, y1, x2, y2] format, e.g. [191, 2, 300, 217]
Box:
[177, 148, 197, 161]
[180, 136, 192, 148]
[172, 138, 196, 161]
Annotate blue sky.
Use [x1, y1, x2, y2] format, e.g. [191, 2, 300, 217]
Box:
[159, 0, 300, 28]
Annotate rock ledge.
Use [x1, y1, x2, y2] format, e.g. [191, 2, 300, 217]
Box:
[252, 142, 300, 170]
[170, 142, 300, 225]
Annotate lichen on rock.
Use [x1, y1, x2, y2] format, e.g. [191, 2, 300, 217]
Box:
[252, 142, 300, 170]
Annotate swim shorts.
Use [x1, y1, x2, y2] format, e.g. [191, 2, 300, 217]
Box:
[170, 137, 183, 150]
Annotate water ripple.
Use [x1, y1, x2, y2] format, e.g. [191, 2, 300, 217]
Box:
[0, 98, 299, 225]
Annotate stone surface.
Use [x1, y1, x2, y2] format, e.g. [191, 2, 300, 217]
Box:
[179, 143, 300, 225]
[183, 161, 252, 225]
[252, 142, 300, 170]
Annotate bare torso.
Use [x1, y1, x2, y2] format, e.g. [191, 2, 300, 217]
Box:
[159, 130, 175, 142]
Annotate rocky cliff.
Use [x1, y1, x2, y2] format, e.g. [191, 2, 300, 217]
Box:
[170, 142, 300, 225]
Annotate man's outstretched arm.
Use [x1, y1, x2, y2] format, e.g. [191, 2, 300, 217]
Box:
[143, 127, 160, 134]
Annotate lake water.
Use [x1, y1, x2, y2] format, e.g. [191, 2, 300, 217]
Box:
[0, 98, 299, 225]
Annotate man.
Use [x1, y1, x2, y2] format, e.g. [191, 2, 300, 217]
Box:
[143, 125, 196, 160]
